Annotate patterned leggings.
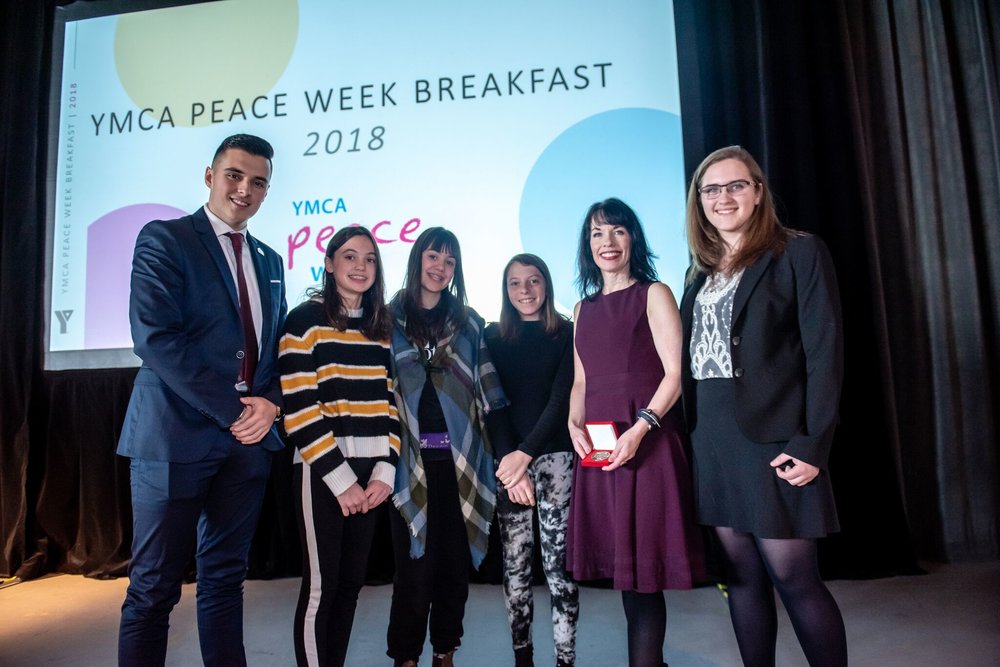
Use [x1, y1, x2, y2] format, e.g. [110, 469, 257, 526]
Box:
[497, 451, 579, 665]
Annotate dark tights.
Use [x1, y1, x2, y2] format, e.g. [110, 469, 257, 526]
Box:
[620, 591, 666, 667]
[715, 527, 847, 667]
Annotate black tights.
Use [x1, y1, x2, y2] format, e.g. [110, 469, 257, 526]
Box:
[620, 590, 666, 667]
[715, 527, 847, 667]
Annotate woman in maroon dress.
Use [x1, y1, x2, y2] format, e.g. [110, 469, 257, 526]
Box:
[566, 198, 704, 667]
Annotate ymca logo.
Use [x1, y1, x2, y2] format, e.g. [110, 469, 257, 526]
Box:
[54, 310, 74, 334]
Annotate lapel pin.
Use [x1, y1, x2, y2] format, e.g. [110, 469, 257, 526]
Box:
[257, 247, 265, 256]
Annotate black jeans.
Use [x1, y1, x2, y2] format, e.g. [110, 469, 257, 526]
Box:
[387, 458, 471, 660]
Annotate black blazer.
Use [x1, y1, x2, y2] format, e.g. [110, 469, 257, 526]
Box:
[680, 234, 843, 469]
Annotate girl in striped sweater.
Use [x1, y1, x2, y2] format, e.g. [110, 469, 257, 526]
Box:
[279, 226, 400, 667]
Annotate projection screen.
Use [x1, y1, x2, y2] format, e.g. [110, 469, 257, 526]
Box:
[45, 0, 687, 369]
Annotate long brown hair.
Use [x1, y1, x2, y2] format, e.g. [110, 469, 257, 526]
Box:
[307, 226, 391, 340]
[498, 253, 568, 341]
[685, 146, 796, 282]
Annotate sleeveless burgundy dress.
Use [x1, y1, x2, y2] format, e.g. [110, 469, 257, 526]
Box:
[566, 282, 705, 592]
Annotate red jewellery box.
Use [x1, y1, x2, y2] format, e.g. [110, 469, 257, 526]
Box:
[581, 421, 619, 467]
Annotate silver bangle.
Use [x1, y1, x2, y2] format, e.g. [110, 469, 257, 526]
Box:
[636, 408, 660, 430]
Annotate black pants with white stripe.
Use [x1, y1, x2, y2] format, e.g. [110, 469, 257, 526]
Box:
[293, 459, 379, 667]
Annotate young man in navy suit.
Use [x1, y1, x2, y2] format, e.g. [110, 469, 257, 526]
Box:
[117, 134, 287, 666]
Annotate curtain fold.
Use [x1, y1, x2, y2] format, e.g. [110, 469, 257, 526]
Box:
[0, 1, 50, 578]
[28, 371, 137, 578]
[838, 0, 999, 560]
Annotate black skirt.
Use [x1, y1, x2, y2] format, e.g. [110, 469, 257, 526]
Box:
[691, 378, 839, 539]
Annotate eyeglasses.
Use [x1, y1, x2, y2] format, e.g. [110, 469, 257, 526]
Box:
[698, 179, 758, 199]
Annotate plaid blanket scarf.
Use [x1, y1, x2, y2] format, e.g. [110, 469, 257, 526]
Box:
[389, 294, 508, 567]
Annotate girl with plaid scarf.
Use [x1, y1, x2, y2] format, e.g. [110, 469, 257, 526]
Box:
[386, 227, 512, 667]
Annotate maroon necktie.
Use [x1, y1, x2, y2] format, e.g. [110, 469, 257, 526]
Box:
[225, 232, 258, 392]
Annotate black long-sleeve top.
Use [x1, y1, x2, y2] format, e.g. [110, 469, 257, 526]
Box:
[484, 319, 574, 459]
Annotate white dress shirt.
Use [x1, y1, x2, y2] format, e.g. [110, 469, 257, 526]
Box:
[204, 205, 263, 356]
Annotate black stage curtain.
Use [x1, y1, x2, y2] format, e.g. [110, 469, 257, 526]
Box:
[835, 0, 1000, 561]
[2, 0, 997, 582]
[1, 0, 52, 580]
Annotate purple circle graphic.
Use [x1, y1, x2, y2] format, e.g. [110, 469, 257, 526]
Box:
[85, 203, 188, 350]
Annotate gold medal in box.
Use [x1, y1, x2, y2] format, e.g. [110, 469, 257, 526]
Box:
[582, 421, 619, 467]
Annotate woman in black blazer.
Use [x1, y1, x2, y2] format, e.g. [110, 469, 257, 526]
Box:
[680, 146, 847, 667]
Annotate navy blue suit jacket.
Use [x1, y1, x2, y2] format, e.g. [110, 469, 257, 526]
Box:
[680, 234, 843, 469]
[118, 207, 287, 463]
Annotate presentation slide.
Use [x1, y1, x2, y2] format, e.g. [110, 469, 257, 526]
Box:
[45, 0, 686, 370]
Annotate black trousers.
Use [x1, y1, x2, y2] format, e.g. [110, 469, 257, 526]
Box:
[386, 458, 472, 660]
[293, 459, 380, 667]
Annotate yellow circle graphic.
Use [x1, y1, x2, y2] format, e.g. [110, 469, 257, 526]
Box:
[114, 0, 299, 128]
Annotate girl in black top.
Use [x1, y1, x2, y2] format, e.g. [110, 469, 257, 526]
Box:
[485, 254, 579, 667]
